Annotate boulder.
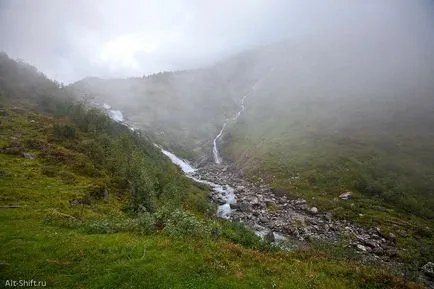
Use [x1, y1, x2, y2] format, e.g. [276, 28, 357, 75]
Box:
[251, 197, 260, 205]
[229, 203, 240, 210]
[310, 207, 318, 214]
[356, 244, 368, 252]
[259, 217, 268, 224]
[239, 203, 251, 212]
[421, 262, 434, 279]
[339, 192, 352, 200]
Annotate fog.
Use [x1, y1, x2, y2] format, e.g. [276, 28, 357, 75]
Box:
[1, 0, 433, 83]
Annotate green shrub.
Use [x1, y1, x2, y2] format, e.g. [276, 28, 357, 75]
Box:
[41, 165, 57, 177]
[59, 170, 76, 184]
[154, 207, 211, 238]
[219, 220, 262, 248]
[52, 123, 77, 139]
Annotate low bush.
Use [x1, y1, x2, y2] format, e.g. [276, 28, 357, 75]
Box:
[52, 123, 77, 140]
[160, 208, 211, 238]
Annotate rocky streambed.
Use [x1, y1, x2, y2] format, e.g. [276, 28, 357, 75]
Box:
[193, 163, 399, 260]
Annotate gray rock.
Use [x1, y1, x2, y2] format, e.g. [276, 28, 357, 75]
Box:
[310, 207, 318, 214]
[388, 233, 396, 242]
[362, 239, 378, 248]
[356, 244, 368, 252]
[22, 152, 36, 160]
[294, 199, 306, 205]
[339, 192, 352, 200]
[372, 247, 385, 256]
[421, 262, 434, 279]
[0, 171, 8, 177]
[230, 203, 240, 210]
[239, 203, 251, 212]
[324, 213, 333, 222]
[251, 197, 260, 205]
[259, 217, 268, 224]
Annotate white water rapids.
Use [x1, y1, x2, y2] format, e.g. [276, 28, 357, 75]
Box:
[157, 145, 235, 218]
[158, 94, 249, 218]
[103, 95, 245, 219]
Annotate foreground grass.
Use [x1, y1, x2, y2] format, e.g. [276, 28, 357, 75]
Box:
[0, 204, 419, 289]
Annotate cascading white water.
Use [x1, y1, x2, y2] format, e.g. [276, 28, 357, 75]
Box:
[108, 110, 124, 122]
[212, 95, 248, 164]
[102, 103, 124, 122]
[157, 146, 196, 174]
[153, 143, 236, 219]
[212, 124, 226, 164]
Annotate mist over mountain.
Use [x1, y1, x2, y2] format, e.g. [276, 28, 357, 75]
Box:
[2, 0, 434, 287]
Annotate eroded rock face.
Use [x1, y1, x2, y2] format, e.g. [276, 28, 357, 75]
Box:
[194, 163, 398, 261]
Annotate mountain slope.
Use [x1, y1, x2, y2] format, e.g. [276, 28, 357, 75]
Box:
[66, 33, 434, 271]
[1, 53, 424, 289]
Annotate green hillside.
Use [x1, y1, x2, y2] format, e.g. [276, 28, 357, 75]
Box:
[1, 53, 424, 288]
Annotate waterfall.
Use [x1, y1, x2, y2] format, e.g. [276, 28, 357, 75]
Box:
[212, 95, 248, 164]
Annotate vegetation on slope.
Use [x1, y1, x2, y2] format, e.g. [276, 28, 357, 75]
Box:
[0, 108, 420, 289]
[0, 53, 423, 288]
[221, 50, 434, 269]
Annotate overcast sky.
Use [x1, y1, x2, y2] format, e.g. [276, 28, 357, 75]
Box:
[1, 0, 433, 83]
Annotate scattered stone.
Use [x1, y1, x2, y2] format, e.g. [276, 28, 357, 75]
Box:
[421, 262, 434, 279]
[375, 227, 384, 237]
[230, 203, 240, 210]
[324, 212, 333, 222]
[339, 192, 352, 200]
[22, 152, 36, 160]
[388, 233, 396, 242]
[259, 217, 268, 224]
[294, 199, 306, 205]
[239, 203, 251, 212]
[372, 247, 385, 256]
[251, 197, 260, 205]
[310, 207, 318, 214]
[0, 171, 8, 177]
[194, 163, 398, 264]
[356, 244, 368, 252]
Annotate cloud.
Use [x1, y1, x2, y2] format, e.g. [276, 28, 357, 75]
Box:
[1, 0, 433, 83]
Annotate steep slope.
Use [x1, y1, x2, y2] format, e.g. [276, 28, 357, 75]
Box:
[2, 53, 423, 289]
